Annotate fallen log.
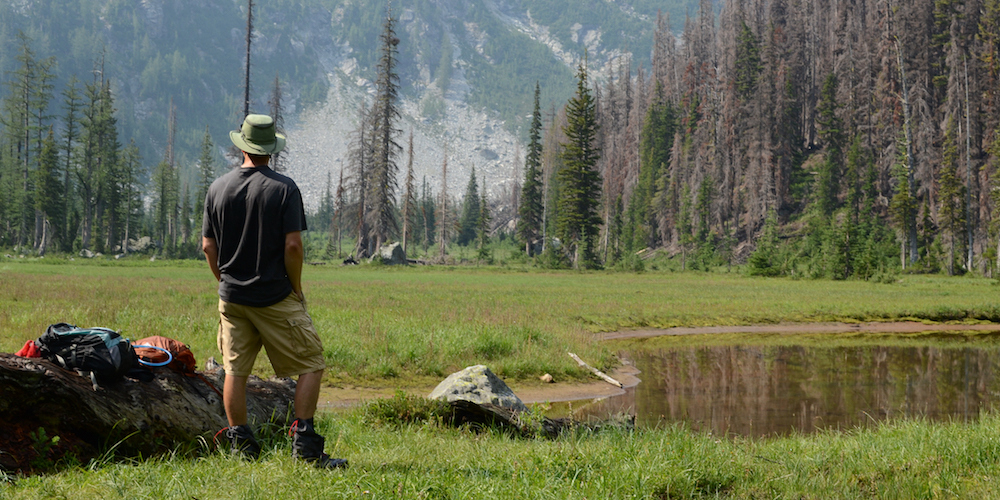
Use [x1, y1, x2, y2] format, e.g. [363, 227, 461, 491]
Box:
[0, 353, 295, 473]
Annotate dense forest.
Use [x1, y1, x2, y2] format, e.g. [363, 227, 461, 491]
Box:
[546, 0, 1000, 277]
[6, 0, 1000, 281]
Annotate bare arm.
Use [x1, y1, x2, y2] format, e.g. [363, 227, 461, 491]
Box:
[202, 237, 221, 282]
[284, 231, 304, 300]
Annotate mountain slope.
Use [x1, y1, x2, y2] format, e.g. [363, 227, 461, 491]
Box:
[0, 0, 693, 206]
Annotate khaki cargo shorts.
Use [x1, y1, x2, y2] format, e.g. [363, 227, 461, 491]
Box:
[217, 294, 326, 378]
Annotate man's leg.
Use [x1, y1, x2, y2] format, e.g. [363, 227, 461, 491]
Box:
[218, 300, 262, 458]
[224, 374, 250, 426]
[290, 369, 345, 468]
[294, 369, 323, 420]
[253, 295, 346, 468]
[221, 373, 260, 458]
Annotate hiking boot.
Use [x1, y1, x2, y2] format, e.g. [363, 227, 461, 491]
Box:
[224, 424, 261, 460]
[290, 418, 348, 469]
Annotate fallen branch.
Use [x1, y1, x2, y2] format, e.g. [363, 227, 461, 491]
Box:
[568, 352, 622, 388]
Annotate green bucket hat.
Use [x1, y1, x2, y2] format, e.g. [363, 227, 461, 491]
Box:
[230, 114, 286, 155]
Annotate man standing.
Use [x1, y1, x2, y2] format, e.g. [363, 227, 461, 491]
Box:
[202, 114, 347, 469]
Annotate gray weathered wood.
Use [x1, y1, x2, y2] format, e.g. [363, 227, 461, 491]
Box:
[0, 353, 294, 473]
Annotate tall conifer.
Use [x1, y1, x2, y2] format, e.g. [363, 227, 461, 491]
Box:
[557, 60, 602, 268]
[459, 167, 480, 245]
[518, 82, 544, 255]
[367, 8, 401, 251]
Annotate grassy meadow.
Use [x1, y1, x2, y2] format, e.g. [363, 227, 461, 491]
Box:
[4, 257, 1000, 385]
[4, 256, 1000, 498]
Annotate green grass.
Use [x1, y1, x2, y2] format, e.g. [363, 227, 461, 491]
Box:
[3, 256, 1000, 385]
[5, 408, 1000, 499]
[6, 257, 1000, 496]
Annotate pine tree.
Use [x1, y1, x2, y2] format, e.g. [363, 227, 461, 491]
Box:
[152, 160, 177, 254]
[325, 165, 347, 259]
[890, 140, 917, 270]
[367, 9, 402, 251]
[938, 118, 966, 274]
[348, 102, 372, 258]
[438, 149, 450, 258]
[195, 126, 215, 250]
[735, 20, 762, 100]
[401, 131, 416, 256]
[635, 82, 676, 249]
[815, 73, 844, 217]
[458, 167, 480, 246]
[336, 166, 346, 257]
[60, 77, 82, 252]
[1, 32, 55, 250]
[556, 60, 602, 268]
[748, 210, 782, 276]
[119, 141, 143, 255]
[476, 187, 491, 261]
[76, 75, 102, 251]
[34, 128, 62, 255]
[94, 79, 121, 254]
[318, 170, 334, 233]
[696, 176, 713, 244]
[517, 82, 544, 255]
[179, 182, 192, 253]
[419, 175, 436, 252]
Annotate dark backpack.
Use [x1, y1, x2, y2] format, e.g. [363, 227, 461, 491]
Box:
[35, 323, 138, 383]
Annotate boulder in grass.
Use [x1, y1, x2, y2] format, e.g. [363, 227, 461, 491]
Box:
[429, 364, 528, 412]
[369, 242, 407, 265]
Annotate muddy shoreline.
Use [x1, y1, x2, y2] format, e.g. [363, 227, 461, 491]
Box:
[319, 321, 1000, 409]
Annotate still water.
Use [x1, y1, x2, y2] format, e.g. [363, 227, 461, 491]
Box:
[571, 344, 1000, 436]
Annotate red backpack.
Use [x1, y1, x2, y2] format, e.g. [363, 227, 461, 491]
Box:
[133, 336, 222, 398]
[133, 335, 197, 373]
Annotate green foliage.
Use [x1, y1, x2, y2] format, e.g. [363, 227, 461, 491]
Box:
[28, 427, 61, 470]
[937, 118, 967, 275]
[458, 168, 480, 246]
[0, 0, 326, 174]
[734, 21, 761, 99]
[815, 73, 844, 217]
[538, 242, 571, 269]
[517, 83, 545, 254]
[634, 83, 677, 250]
[362, 391, 449, 427]
[476, 188, 491, 262]
[747, 210, 783, 277]
[556, 62, 602, 269]
[18, 395, 1000, 497]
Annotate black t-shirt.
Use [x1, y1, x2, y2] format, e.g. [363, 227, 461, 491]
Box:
[202, 165, 307, 307]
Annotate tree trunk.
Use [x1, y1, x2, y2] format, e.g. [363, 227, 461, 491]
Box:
[0, 353, 294, 473]
[37, 218, 49, 257]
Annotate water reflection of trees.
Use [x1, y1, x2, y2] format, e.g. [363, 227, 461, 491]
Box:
[619, 345, 999, 437]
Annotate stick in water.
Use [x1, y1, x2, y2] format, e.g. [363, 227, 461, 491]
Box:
[568, 352, 623, 388]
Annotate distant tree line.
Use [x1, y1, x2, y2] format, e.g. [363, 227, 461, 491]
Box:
[512, 0, 1000, 277]
[0, 33, 221, 258]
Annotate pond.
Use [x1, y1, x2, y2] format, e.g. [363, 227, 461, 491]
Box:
[567, 343, 1000, 437]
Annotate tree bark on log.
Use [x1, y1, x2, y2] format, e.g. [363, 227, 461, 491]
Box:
[0, 353, 295, 473]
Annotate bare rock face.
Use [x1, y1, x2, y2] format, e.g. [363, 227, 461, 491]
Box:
[428, 365, 528, 412]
